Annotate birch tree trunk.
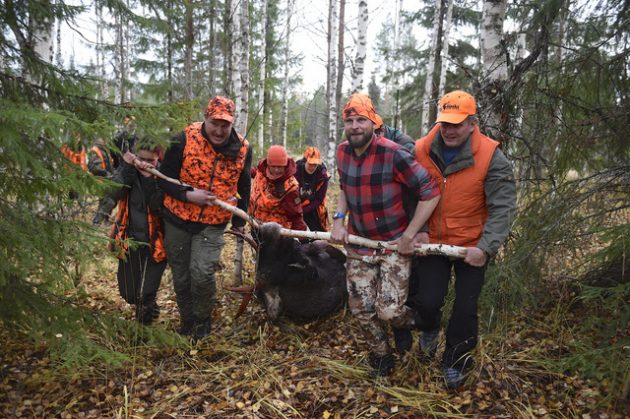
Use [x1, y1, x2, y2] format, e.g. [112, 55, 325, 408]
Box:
[421, 0, 444, 133]
[334, 0, 346, 117]
[231, 0, 242, 114]
[351, 0, 368, 93]
[280, 0, 294, 148]
[235, 0, 250, 135]
[326, 0, 339, 172]
[480, 0, 508, 138]
[264, 0, 276, 146]
[438, 0, 454, 98]
[184, 0, 194, 102]
[257, 0, 268, 152]
[96, 3, 107, 98]
[223, 0, 233, 97]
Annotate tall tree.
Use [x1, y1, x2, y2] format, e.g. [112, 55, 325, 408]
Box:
[335, 0, 346, 116]
[280, 0, 294, 147]
[257, 0, 268, 152]
[421, 0, 444, 132]
[326, 0, 339, 170]
[235, 0, 250, 135]
[480, 0, 508, 139]
[351, 0, 368, 93]
[438, 0, 454, 98]
[184, 0, 194, 101]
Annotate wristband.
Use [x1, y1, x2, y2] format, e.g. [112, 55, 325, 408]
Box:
[332, 211, 346, 220]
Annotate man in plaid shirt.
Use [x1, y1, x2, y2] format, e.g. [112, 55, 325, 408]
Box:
[331, 93, 440, 377]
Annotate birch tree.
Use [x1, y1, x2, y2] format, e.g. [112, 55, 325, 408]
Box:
[421, 0, 444, 133]
[335, 0, 346, 116]
[235, 0, 250, 136]
[280, 0, 294, 147]
[326, 0, 339, 170]
[351, 0, 368, 93]
[480, 0, 508, 137]
[230, 0, 242, 114]
[438, 0, 454, 98]
[257, 0, 268, 152]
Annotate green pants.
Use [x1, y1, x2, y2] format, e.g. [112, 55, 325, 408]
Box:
[164, 220, 225, 324]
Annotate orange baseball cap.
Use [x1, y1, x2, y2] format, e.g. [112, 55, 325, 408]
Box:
[205, 96, 235, 123]
[303, 146, 322, 164]
[436, 90, 476, 124]
[267, 145, 288, 166]
[342, 93, 379, 125]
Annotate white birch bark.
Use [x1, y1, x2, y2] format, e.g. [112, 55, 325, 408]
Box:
[351, 0, 368, 93]
[96, 3, 107, 98]
[257, 0, 268, 152]
[326, 0, 339, 171]
[235, 0, 250, 135]
[231, 0, 242, 113]
[480, 0, 508, 131]
[438, 0, 453, 98]
[280, 0, 294, 148]
[421, 0, 442, 133]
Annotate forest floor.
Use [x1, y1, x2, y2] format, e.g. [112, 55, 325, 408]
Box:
[1, 208, 628, 417]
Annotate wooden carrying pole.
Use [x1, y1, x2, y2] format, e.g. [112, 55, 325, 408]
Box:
[141, 164, 467, 259]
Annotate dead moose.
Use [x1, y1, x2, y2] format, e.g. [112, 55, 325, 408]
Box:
[226, 222, 347, 322]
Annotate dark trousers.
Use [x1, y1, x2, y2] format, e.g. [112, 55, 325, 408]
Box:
[412, 255, 486, 371]
[303, 210, 325, 232]
[117, 246, 166, 305]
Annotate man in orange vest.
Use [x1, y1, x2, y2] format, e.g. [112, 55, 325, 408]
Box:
[250, 145, 307, 231]
[89, 137, 117, 225]
[108, 143, 166, 325]
[158, 96, 252, 341]
[413, 90, 516, 388]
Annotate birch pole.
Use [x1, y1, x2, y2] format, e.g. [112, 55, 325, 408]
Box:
[351, 0, 368, 93]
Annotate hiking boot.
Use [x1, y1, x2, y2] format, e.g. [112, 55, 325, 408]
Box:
[193, 320, 212, 342]
[420, 328, 439, 358]
[178, 320, 195, 337]
[368, 352, 395, 378]
[393, 328, 412, 354]
[443, 367, 467, 389]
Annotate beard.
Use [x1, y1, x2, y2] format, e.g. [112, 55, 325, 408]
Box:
[346, 129, 373, 150]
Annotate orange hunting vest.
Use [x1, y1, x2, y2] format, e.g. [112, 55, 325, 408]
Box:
[163, 122, 249, 225]
[91, 145, 108, 170]
[249, 171, 299, 228]
[61, 145, 87, 171]
[415, 124, 498, 247]
[109, 194, 166, 263]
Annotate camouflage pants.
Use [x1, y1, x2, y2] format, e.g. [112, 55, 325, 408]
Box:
[346, 252, 414, 355]
[164, 220, 225, 325]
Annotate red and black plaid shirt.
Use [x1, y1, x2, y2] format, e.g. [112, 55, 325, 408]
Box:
[337, 135, 439, 246]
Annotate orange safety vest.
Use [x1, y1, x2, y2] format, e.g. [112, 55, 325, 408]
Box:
[91, 145, 107, 170]
[61, 145, 87, 171]
[163, 122, 249, 225]
[415, 124, 498, 247]
[109, 193, 166, 263]
[249, 171, 300, 229]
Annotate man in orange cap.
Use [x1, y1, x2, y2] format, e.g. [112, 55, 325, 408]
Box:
[158, 96, 252, 341]
[331, 93, 440, 377]
[412, 90, 516, 388]
[295, 146, 330, 232]
[250, 145, 307, 231]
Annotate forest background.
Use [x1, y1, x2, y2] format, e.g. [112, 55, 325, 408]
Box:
[0, 0, 628, 416]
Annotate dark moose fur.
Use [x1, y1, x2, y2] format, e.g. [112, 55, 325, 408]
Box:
[255, 223, 347, 322]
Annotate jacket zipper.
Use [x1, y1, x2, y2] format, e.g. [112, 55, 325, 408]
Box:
[196, 156, 220, 222]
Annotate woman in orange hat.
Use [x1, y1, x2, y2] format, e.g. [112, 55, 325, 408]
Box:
[249, 145, 307, 230]
[295, 146, 330, 232]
